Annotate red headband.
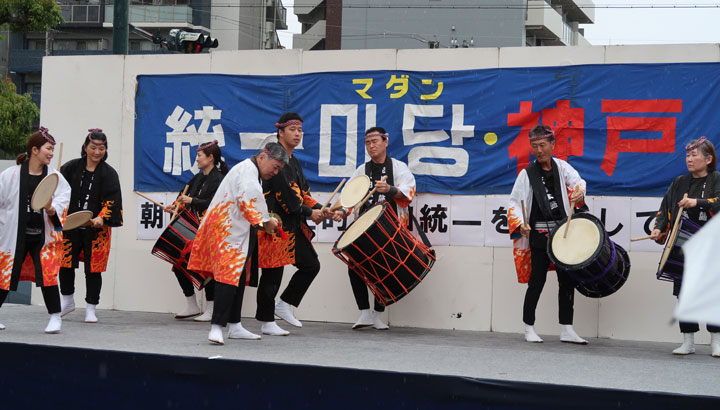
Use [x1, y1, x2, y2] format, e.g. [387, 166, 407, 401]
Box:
[198, 139, 218, 150]
[529, 129, 554, 142]
[686, 136, 707, 151]
[38, 126, 56, 145]
[274, 120, 303, 129]
[365, 132, 389, 140]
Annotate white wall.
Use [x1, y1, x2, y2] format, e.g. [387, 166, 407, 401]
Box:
[36, 44, 720, 344]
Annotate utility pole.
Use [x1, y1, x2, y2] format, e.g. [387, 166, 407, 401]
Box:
[113, 0, 129, 54]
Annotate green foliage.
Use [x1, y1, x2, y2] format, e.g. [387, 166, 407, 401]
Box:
[0, 0, 64, 33]
[0, 77, 39, 158]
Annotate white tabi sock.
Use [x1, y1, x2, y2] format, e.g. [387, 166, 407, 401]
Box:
[524, 324, 543, 343]
[0, 323, 5, 330]
[228, 322, 261, 340]
[275, 299, 302, 328]
[85, 304, 98, 323]
[45, 313, 62, 334]
[60, 294, 75, 318]
[710, 333, 720, 358]
[208, 324, 224, 345]
[352, 309, 374, 329]
[672, 333, 695, 355]
[194, 301, 214, 322]
[261, 321, 290, 336]
[372, 310, 389, 330]
[560, 325, 588, 345]
[175, 295, 201, 319]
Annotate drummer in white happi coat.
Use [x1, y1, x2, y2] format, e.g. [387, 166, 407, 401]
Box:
[0, 128, 71, 333]
[187, 142, 286, 345]
[333, 127, 416, 330]
[507, 125, 588, 345]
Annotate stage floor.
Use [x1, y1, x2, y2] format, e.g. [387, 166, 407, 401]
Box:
[1, 304, 717, 398]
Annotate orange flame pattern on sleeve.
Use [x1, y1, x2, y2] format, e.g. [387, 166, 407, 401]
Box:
[98, 200, 114, 219]
[507, 207, 523, 236]
[61, 237, 73, 268]
[396, 186, 416, 208]
[188, 201, 247, 287]
[90, 226, 111, 272]
[512, 245, 532, 284]
[238, 197, 263, 225]
[258, 230, 296, 268]
[302, 191, 318, 208]
[0, 251, 15, 291]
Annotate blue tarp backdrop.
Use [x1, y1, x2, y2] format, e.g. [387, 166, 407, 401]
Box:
[134, 63, 720, 196]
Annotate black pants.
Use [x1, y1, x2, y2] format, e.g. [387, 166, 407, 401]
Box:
[348, 268, 384, 312]
[256, 231, 320, 322]
[6, 235, 61, 314]
[211, 282, 244, 327]
[174, 269, 215, 301]
[523, 247, 575, 326]
[59, 229, 102, 304]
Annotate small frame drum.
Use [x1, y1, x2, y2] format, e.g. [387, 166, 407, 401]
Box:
[336, 175, 371, 209]
[152, 209, 210, 290]
[547, 212, 631, 298]
[63, 210, 93, 231]
[332, 203, 436, 306]
[31, 173, 58, 210]
[656, 216, 702, 282]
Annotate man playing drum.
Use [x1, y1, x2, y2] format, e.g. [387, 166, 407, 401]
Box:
[255, 113, 333, 336]
[507, 125, 588, 344]
[650, 137, 720, 357]
[187, 143, 285, 345]
[333, 127, 416, 330]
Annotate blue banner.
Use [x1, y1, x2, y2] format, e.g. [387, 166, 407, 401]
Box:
[134, 63, 720, 196]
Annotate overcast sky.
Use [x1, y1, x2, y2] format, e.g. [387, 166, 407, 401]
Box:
[277, 1, 720, 49]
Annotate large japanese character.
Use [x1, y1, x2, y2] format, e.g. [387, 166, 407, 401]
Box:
[636, 210, 657, 235]
[420, 79, 444, 100]
[419, 203, 448, 233]
[164, 105, 226, 176]
[491, 206, 509, 234]
[386, 74, 409, 99]
[601, 99, 682, 176]
[599, 208, 623, 236]
[140, 202, 164, 229]
[353, 78, 373, 99]
[507, 100, 584, 175]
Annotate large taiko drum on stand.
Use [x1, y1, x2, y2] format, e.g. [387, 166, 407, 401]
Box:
[656, 216, 701, 282]
[547, 212, 631, 298]
[152, 209, 211, 290]
[332, 203, 436, 306]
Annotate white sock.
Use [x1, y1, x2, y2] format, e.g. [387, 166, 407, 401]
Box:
[85, 304, 98, 323]
[372, 310, 389, 330]
[261, 321, 290, 336]
[672, 333, 695, 355]
[524, 324, 543, 343]
[45, 313, 62, 334]
[275, 299, 302, 327]
[228, 322, 261, 340]
[352, 309, 374, 329]
[0, 323, 5, 330]
[560, 325, 588, 344]
[176, 295, 201, 318]
[208, 324, 224, 345]
[711, 333, 720, 358]
[194, 301, 214, 322]
[60, 294, 75, 317]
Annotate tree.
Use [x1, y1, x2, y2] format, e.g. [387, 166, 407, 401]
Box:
[0, 0, 63, 33]
[0, 77, 39, 158]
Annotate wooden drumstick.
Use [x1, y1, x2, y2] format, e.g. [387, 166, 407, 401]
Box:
[521, 199, 528, 226]
[135, 191, 165, 208]
[321, 178, 346, 211]
[630, 235, 654, 242]
[172, 185, 189, 222]
[563, 200, 576, 239]
[56, 142, 63, 169]
[355, 176, 387, 212]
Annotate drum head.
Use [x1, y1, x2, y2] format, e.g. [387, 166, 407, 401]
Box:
[31, 173, 58, 210]
[550, 218, 602, 266]
[336, 204, 384, 249]
[63, 211, 93, 231]
[340, 175, 371, 207]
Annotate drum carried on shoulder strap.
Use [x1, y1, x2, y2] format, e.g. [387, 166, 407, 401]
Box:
[547, 212, 631, 298]
[332, 203, 435, 306]
[656, 215, 702, 282]
[152, 209, 211, 290]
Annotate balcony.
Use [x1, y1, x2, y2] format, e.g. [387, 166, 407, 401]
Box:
[294, 0, 323, 16]
[267, 0, 288, 31]
[526, 0, 570, 45]
[60, 4, 103, 25]
[105, 5, 193, 25]
[293, 19, 325, 50]
[552, 0, 595, 24]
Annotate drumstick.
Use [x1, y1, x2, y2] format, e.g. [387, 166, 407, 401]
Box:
[172, 185, 189, 222]
[630, 235, 654, 242]
[56, 142, 63, 169]
[135, 191, 165, 208]
[520, 199, 528, 226]
[563, 200, 576, 239]
[321, 178, 346, 211]
[354, 176, 387, 212]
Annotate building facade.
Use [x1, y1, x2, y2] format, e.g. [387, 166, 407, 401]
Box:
[293, 0, 594, 50]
